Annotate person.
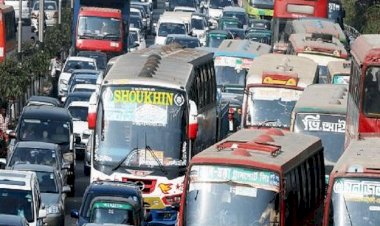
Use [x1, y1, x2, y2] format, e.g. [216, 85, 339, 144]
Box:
[101, 21, 113, 34]
[41, 130, 49, 142]
[49, 52, 62, 78]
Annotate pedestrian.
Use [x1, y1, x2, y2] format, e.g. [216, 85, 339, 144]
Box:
[0, 107, 9, 157]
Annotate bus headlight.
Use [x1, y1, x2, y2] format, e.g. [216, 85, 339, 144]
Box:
[162, 194, 181, 206]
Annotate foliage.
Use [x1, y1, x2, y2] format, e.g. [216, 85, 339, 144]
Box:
[342, 0, 380, 33]
[0, 59, 30, 99]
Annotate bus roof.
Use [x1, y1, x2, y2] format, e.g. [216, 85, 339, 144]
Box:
[214, 39, 271, 59]
[293, 84, 348, 115]
[190, 128, 322, 173]
[327, 60, 351, 76]
[79, 7, 122, 18]
[292, 18, 347, 44]
[350, 34, 380, 66]
[289, 33, 348, 59]
[331, 138, 380, 177]
[104, 45, 213, 90]
[246, 54, 318, 89]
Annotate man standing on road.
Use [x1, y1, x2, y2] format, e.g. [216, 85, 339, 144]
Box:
[0, 107, 9, 157]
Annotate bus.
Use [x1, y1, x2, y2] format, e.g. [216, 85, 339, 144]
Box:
[75, 7, 124, 57]
[242, 54, 318, 129]
[326, 60, 351, 84]
[346, 34, 380, 143]
[0, 5, 16, 63]
[87, 45, 220, 225]
[272, 0, 328, 53]
[323, 138, 380, 226]
[242, 0, 273, 19]
[288, 33, 348, 83]
[291, 84, 347, 181]
[179, 128, 325, 226]
[212, 39, 271, 131]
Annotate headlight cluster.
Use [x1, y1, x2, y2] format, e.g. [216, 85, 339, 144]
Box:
[47, 205, 60, 214]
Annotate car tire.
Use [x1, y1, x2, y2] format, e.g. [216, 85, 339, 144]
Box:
[84, 164, 90, 176]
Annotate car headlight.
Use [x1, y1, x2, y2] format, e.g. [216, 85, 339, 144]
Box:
[47, 205, 60, 214]
[59, 79, 67, 85]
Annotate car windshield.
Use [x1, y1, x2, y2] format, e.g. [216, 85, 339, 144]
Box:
[69, 76, 97, 93]
[207, 34, 227, 48]
[34, 2, 56, 10]
[64, 93, 92, 108]
[129, 17, 142, 29]
[36, 171, 58, 193]
[68, 106, 88, 121]
[215, 66, 246, 89]
[78, 16, 121, 41]
[166, 38, 200, 48]
[363, 67, 380, 117]
[169, 0, 196, 9]
[246, 87, 302, 128]
[250, 0, 274, 9]
[294, 113, 345, 165]
[0, 189, 34, 222]
[73, 87, 96, 93]
[9, 147, 58, 168]
[63, 60, 96, 73]
[246, 33, 271, 45]
[332, 74, 350, 84]
[19, 119, 70, 144]
[331, 178, 380, 226]
[77, 54, 107, 71]
[94, 85, 187, 169]
[209, 0, 233, 9]
[191, 18, 205, 30]
[185, 165, 280, 226]
[223, 12, 247, 25]
[90, 202, 134, 224]
[158, 23, 186, 37]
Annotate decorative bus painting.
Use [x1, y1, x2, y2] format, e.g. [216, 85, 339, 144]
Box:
[287, 33, 348, 84]
[179, 128, 326, 226]
[272, 0, 328, 53]
[75, 7, 124, 57]
[291, 84, 348, 182]
[326, 60, 351, 84]
[345, 34, 380, 143]
[323, 138, 380, 226]
[87, 45, 221, 225]
[241, 54, 318, 130]
[0, 5, 17, 63]
[242, 0, 274, 20]
[202, 39, 271, 132]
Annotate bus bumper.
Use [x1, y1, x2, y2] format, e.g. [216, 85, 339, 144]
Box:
[146, 207, 178, 226]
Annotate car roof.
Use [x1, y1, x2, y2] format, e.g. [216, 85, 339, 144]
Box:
[72, 69, 100, 75]
[71, 73, 99, 79]
[67, 101, 89, 108]
[73, 84, 97, 89]
[167, 34, 199, 40]
[22, 106, 72, 121]
[12, 164, 56, 173]
[15, 141, 59, 149]
[27, 96, 60, 106]
[327, 60, 351, 76]
[87, 181, 141, 196]
[0, 170, 35, 190]
[223, 6, 246, 13]
[66, 56, 97, 63]
[0, 214, 27, 224]
[208, 29, 231, 35]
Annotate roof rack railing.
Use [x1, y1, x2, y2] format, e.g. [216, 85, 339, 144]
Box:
[216, 139, 281, 157]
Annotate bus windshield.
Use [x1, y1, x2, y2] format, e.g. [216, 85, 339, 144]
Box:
[185, 165, 280, 226]
[331, 178, 380, 225]
[294, 113, 345, 165]
[215, 66, 246, 89]
[246, 87, 302, 128]
[90, 202, 134, 224]
[95, 85, 187, 169]
[78, 16, 121, 41]
[250, 0, 274, 9]
[363, 66, 380, 117]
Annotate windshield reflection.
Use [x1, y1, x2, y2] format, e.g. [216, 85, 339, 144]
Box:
[215, 66, 246, 88]
[19, 120, 70, 144]
[9, 148, 58, 169]
[68, 106, 88, 121]
[78, 16, 121, 41]
[0, 189, 34, 222]
[36, 171, 58, 193]
[158, 23, 186, 37]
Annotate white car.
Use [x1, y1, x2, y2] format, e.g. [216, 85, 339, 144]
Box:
[129, 27, 146, 51]
[174, 6, 197, 12]
[0, 170, 47, 226]
[191, 14, 208, 45]
[58, 56, 97, 102]
[4, 0, 30, 24]
[31, 1, 58, 32]
[155, 17, 187, 45]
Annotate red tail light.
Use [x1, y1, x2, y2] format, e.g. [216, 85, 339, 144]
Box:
[162, 194, 181, 206]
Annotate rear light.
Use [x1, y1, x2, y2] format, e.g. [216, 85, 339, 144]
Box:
[162, 194, 181, 206]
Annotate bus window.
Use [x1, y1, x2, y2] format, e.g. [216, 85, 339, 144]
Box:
[363, 67, 380, 116]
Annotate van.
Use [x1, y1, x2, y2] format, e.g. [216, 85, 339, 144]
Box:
[4, 0, 32, 25]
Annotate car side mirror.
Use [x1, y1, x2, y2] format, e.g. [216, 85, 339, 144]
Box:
[7, 130, 16, 138]
[70, 209, 79, 219]
[38, 208, 47, 219]
[62, 185, 71, 193]
[75, 136, 81, 144]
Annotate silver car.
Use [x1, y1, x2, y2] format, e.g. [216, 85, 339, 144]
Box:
[31, 1, 58, 32]
[13, 164, 70, 226]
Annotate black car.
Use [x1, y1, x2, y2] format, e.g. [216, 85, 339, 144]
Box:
[0, 214, 29, 226]
[77, 51, 108, 72]
[63, 92, 92, 108]
[71, 181, 144, 226]
[26, 96, 61, 107]
[9, 106, 80, 195]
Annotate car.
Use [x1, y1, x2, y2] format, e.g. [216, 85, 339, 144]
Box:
[245, 28, 272, 45]
[0, 214, 29, 226]
[131, 5, 148, 31]
[77, 51, 108, 72]
[66, 101, 90, 159]
[165, 34, 201, 48]
[83, 131, 93, 176]
[205, 29, 233, 48]
[9, 106, 79, 196]
[174, 6, 197, 12]
[190, 13, 209, 45]
[225, 27, 246, 39]
[58, 56, 97, 102]
[12, 164, 71, 226]
[0, 170, 46, 226]
[129, 27, 146, 52]
[222, 6, 248, 29]
[63, 92, 92, 108]
[66, 70, 102, 96]
[129, 15, 144, 34]
[218, 16, 242, 30]
[248, 18, 271, 31]
[31, 1, 58, 32]
[26, 96, 61, 107]
[6, 141, 70, 186]
[131, 1, 152, 33]
[70, 84, 98, 94]
[71, 181, 144, 226]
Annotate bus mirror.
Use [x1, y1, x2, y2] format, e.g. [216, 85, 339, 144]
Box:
[188, 100, 198, 140]
[88, 92, 98, 130]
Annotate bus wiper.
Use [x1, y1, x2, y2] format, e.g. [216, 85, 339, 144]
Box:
[145, 145, 168, 175]
[111, 148, 139, 172]
[79, 32, 96, 39]
[102, 33, 120, 40]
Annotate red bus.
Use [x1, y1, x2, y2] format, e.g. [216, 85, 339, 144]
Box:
[75, 7, 124, 57]
[272, 0, 328, 53]
[323, 138, 380, 226]
[0, 5, 16, 63]
[345, 34, 380, 144]
[179, 128, 325, 226]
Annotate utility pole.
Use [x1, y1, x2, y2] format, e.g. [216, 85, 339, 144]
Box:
[58, 0, 62, 25]
[17, 0, 22, 54]
[38, 0, 44, 42]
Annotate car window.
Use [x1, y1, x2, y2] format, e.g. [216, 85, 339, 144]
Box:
[63, 60, 96, 73]
[9, 147, 58, 168]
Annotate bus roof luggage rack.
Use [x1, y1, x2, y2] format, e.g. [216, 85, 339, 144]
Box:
[308, 33, 334, 43]
[216, 138, 282, 157]
[138, 54, 162, 78]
